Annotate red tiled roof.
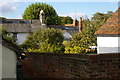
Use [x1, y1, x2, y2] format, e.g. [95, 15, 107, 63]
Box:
[95, 8, 120, 34]
[65, 24, 74, 26]
[48, 25, 65, 26]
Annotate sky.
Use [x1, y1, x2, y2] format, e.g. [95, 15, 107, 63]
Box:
[0, 0, 119, 20]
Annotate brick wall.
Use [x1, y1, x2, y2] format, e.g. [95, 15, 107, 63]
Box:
[22, 53, 120, 79]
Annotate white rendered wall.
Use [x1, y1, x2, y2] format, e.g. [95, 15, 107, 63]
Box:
[1, 45, 17, 78]
[17, 33, 29, 44]
[97, 37, 120, 54]
[0, 44, 2, 80]
[62, 32, 72, 40]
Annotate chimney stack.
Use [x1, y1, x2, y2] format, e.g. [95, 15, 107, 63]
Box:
[73, 19, 78, 26]
[79, 17, 82, 32]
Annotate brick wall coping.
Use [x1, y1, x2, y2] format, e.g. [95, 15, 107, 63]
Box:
[24, 52, 120, 60]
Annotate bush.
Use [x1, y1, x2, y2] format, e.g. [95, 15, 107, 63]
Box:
[22, 28, 65, 53]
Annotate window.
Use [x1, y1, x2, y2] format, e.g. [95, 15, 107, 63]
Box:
[13, 33, 17, 40]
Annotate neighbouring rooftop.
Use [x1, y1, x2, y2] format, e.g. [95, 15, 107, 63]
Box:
[0, 19, 42, 33]
[48, 25, 79, 35]
[0, 19, 79, 34]
[95, 7, 120, 35]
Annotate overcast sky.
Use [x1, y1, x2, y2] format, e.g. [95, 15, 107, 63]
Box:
[0, 0, 119, 20]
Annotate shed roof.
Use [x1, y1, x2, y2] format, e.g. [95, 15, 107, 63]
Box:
[95, 8, 120, 35]
[0, 37, 24, 57]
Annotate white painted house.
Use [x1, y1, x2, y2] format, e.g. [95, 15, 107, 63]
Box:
[0, 10, 79, 44]
[1, 19, 46, 44]
[95, 8, 120, 54]
[0, 37, 26, 79]
[0, 10, 47, 44]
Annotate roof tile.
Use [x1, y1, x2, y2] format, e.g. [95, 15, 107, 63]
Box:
[95, 8, 120, 34]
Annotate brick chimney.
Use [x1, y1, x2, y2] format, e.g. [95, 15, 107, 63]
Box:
[79, 17, 82, 32]
[73, 19, 78, 26]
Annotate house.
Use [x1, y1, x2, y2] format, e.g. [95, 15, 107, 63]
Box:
[0, 19, 46, 44]
[0, 18, 79, 43]
[0, 19, 79, 43]
[0, 37, 26, 79]
[65, 17, 83, 32]
[95, 8, 120, 54]
[65, 19, 79, 26]
[48, 25, 79, 41]
[48, 17, 83, 40]
[0, 10, 47, 44]
[61, 30, 72, 41]
[0, 10, 81, 44]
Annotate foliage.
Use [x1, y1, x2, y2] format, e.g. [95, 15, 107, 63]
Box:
[91, 11, 113, 28]
[0, 24, 16, 43]
[27, 44, 64, 53]
[22, 28, 65, 53]
[0, 24, 7, 36]
[64, 19, 97, 54]
[0, 17, 6, 19]
[60, 16, 73, 25]
[22, 2, 61, 25]
[62, 40, 70, 47]
[64, 46, 85, 54]
[64, 12, 113, 54]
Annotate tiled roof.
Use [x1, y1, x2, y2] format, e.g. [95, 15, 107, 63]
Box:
[48, 25, 79, 35]
[0, 19, 43, 33]
[65, 24, 74, 26]
[95, 8, 120, 34]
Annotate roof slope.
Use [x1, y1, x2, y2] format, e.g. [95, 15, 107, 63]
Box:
[0, 19, 44, 33]
[95, 8, 120, 34]
[0, 37, 23, 56]
[48, 25, 79, 35]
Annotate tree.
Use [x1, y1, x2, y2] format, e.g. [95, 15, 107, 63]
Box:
[0, 17, 6, 19]
[22, 3, 61, 25]
[22, 28, 65, 53]
[64, 19, 97, 54]
[92, 11, 113, 28]
[64, 12, 113, 54]
[0, 24, 7, 36]
[60, 16, 73, 25]
[0, 24, 16, 43]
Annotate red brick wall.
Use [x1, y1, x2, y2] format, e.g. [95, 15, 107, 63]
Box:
[22, 53, 120, 79]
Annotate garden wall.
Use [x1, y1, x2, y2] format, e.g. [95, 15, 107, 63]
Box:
[22, 53, 120, 79]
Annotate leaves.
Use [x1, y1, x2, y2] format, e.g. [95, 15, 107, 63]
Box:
[0, 25, 16, 44]
[22, 28, 65, 53]
[60, 16, 73, 25]
[64, 46, 85, 54]
[0, 24, 7, 36]
[22, 3, 61, 25]
[64, 12, 113, 54]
